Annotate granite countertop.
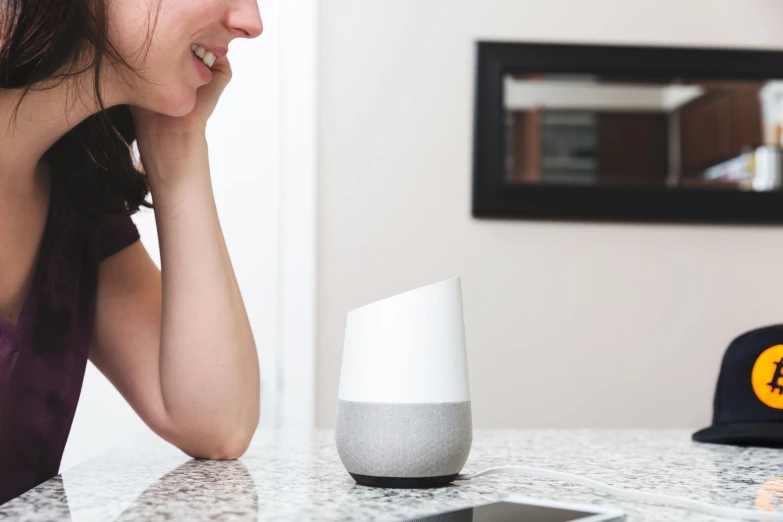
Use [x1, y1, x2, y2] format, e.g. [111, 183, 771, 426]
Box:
[1, 429, 782, 521]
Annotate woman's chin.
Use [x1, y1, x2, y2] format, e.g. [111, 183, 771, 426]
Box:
[156, 88, 198, 117]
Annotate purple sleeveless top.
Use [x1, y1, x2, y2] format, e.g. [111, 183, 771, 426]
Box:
[0, 185, 140, 504]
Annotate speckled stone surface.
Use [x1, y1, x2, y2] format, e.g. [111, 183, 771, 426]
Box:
[1, 429, 782, 521]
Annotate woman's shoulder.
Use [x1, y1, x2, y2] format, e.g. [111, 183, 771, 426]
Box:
[49, 177, 141, 262]
[97, 214, 141, 261]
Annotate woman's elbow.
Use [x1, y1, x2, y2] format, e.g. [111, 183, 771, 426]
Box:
[195, 437, 251, 460]
[182, 428, 255, 460]
[176, 412, 259, 460]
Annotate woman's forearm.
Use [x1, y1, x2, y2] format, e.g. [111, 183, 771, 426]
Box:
[144, 133, 259, 458]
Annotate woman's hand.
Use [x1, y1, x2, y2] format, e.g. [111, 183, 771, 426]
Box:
[130, 56, 232, 180]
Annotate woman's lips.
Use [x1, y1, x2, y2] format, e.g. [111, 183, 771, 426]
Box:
[192, 51, 213, 83]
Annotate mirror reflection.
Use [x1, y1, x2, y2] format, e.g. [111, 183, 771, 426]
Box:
[504, 74, 783, 191]
[114, 460, 258, 521]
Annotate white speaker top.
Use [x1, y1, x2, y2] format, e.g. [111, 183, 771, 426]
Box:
[338, 277, 470, 404]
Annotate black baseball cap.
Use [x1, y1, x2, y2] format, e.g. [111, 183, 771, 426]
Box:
[693, 324, 783, 448]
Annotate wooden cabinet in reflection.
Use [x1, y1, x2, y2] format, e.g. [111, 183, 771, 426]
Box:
[508, 110, 669, 185]
[679, 83, 763, 178]
[508, 109, 542, 182]
[507, 82, 764, 186]
[595, 112, 668, 185]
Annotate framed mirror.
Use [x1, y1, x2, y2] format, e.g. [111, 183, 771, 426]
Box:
[472, 42, 783, 223]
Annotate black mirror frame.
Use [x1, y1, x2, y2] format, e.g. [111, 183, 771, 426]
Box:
[472, 41, 783, 224]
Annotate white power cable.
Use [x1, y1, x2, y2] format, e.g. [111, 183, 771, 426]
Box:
[454, 466, 783, 521]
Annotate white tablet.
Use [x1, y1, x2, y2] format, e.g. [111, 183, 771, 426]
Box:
[404, 497, 625, 522]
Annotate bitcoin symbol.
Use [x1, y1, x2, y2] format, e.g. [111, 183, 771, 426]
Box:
[769, 359, 783, 395]
[752, 346, 783, 409]
[756, 478, 783, 513]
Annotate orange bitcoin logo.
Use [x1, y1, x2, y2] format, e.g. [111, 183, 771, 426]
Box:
[751, 345, 783, 409]
[756, 478, 783, 512]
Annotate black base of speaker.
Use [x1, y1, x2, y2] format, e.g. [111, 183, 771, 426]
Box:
[349, 472, 458, 489]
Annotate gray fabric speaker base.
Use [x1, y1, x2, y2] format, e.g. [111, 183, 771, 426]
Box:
[349, 472, 458, 489]
[336, 400, 472, 479]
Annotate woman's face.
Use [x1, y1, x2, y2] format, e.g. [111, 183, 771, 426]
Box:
[106, 0, 263, 116]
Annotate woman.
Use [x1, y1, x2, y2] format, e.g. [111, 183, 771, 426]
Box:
[0, 0, 263, 503]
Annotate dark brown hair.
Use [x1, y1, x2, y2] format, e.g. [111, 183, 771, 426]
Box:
[0, 0, 161, 224]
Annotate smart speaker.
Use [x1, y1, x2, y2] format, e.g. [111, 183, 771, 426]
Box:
[335, 278, 472, 488]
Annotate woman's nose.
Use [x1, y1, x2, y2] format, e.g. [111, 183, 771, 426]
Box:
[226, 0, 263, 39]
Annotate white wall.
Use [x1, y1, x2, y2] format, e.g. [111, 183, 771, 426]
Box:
[61, 0, 282, 471]
[317, 0, 783, 428]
